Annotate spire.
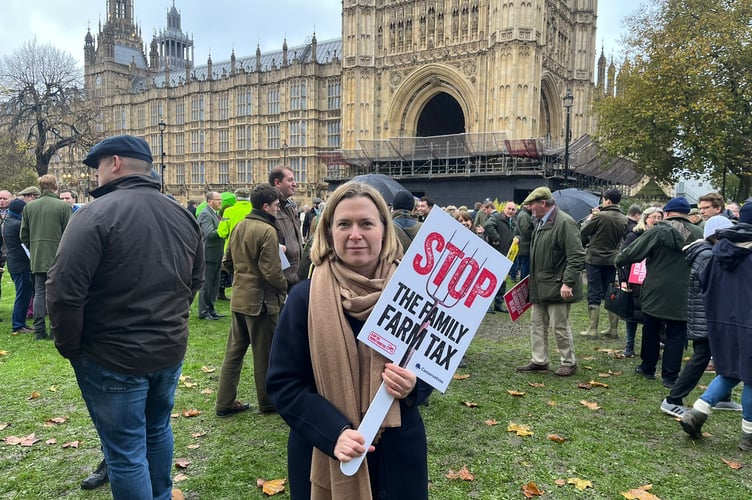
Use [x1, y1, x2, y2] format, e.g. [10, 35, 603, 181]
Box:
[256, 43, 262, 71]
[282, 37, 288, 66]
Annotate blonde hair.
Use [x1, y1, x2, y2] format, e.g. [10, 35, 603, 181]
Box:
[635, 206, 663, 232]
[310, 182, 401, 266]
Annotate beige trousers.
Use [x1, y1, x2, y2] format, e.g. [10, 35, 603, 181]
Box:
[529, 302, 576, 367]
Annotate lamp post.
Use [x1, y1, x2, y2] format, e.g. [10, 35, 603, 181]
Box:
[282, 141, 288, 164]
[158, 118, 167, 193]
[563, 90, 574, 185]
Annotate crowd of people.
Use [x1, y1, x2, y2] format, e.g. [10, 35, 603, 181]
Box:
[1, 132, 751, 498]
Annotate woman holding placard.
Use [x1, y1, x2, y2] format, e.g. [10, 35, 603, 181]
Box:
[267, 182, 431, 499]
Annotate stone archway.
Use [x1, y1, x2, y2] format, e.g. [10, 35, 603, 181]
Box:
[416, 92, 465, 136]
[386, 63, 478, 137]
[539, 74, 563, 145]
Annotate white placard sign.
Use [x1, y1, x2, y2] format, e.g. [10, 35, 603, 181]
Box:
[357, 206, 512, 392]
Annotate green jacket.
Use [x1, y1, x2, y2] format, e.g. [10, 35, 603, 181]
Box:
[20, 193, 71, 273]
[580, 204, 628, 265]
[529, 207, 585, 304]
[483, 211, 515, 255]
[218, 200, 253, 251]
[515, 207, 533, 256]
[614, 216, 703, 321]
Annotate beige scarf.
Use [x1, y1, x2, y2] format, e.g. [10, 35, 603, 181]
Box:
[308, 256, 401, 500]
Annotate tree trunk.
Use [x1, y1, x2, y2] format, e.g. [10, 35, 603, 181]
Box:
[737, 173, 751, 202]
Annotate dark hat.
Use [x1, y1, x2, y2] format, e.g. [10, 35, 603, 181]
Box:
[8, 199, 26, 215]
[83, 135, 153, 168]
[522, 186, 553, 205]
[18, 186, 41, 196]
[313, 197, 323, 204]
[740, 203, 752, 224]
[663, 196, 691, 214]
[392, 190, 415, 211]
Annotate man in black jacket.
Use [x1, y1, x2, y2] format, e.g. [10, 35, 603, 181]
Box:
[47, 135, 204, 499]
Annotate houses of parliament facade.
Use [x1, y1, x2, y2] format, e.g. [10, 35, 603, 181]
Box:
[82, 0, 610, 206]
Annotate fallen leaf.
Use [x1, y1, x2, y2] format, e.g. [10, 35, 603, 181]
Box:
[583, 365, 594, 370]
[507, 422, 533, 436]
[174, 458, 191, 469]
[527, 382, 545, 388]
[462, 401, 478, 408]
[27, 391, 41, 400]
[609, 370, 623, 376]
[200, 388, 213, 395]
[555, 478, 566, 486]
[0, 422, 10, 431]
[172, 488, 185, 500]
[201, 365, 216, 373]
[48, 386, 57, 392]
[171, 413, 180, 418]
[598, 372, 612, 377]
[62, 440, 80, 448]
[547, 433, 567, 443]
[567, 477, 593, 491]
[578, 383, 592, 390]
[182, 381, 198, 389]
[261, 478, 287, 495]
[485, 419, 498, 426]
[187, 443, 200, 450]
[621, 484, 659, 500]
[179, 375, 191, 383]
[507, 389, 526, 397]
[0, 349, 9, 356]
[582, 355, 596, 361]
[522, 481, 544, 497]
[45, 416, 68, 426]
[46, 438, 57, 445]
[589, 380, 609, 388]
[445, 465, 474, 481]
[580, 400, 601, 410]
[181, 409, 201, 418]
[21, 433, 40, 446]
[547, 400, 557, 406]
[191, 431, 207, 438]
[174, 473, 189, 482]
[453, 373, 470, 380]
[721, 457, 743, 470]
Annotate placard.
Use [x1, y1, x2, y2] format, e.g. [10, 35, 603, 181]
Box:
[503, 276, 531, 322]
[628, 260, 646, 285]
[356, 206, 511, 392]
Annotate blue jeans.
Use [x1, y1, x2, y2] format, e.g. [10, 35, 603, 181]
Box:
[700, 375, 752, 422]
[585, 263, 615, 305]
[71, 356, 182, 500]
[10, 271, 33, 330]
[516, 255, 530, 280]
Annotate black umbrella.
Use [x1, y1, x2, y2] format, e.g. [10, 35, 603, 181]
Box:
[351, 173, 408, 205]
[552, 188, 600, 222]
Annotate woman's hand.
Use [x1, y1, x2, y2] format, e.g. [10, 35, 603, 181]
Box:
[334, 429, 374, 463]
[382, 363, 417, 399]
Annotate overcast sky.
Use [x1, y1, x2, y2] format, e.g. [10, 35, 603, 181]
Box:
[0, 1, 643, 69]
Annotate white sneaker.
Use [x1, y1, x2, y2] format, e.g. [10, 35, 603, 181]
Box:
[660, 398, 690, 418]
[714, 401, 742, 411]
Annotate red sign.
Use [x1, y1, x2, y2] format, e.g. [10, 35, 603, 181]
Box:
[503, 276, 532, 322]
[628, 260, 646, 285]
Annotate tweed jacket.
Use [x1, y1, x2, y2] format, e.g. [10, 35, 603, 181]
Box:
[223, 210, 287, 316]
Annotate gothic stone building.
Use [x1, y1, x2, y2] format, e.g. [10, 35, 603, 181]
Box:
[83, 0, 605, 206]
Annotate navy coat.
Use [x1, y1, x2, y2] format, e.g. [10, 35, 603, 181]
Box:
[267, 280, 431, 499]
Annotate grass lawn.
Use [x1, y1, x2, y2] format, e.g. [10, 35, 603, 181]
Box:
[1, 275, 750, 499]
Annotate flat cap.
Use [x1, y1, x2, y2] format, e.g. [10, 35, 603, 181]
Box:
[522, 186, 553, 205]
[235, 187, 250, 198]
[18, 186, 41, 196]
[83, 135, 153, 168]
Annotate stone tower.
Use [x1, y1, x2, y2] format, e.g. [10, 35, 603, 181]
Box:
[341, 0, 598, 149]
